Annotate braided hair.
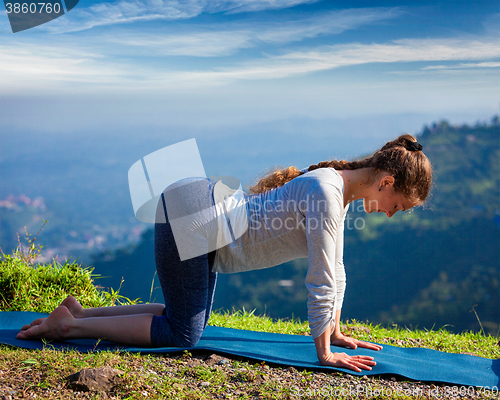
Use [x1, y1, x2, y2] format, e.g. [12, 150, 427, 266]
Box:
[248, 134, 432, 204]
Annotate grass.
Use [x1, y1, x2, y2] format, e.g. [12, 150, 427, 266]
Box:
[0, 226, 139, 312]
[0, 237, 499, 399]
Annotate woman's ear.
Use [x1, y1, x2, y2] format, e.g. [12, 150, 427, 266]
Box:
[379, 175, 395, 189]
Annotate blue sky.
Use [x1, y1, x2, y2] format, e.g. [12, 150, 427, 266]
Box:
[0, 0, 499, 158]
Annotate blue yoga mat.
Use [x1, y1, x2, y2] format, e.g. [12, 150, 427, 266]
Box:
[1, 312, 498, 387]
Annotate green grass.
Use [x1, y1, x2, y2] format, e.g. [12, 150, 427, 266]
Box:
[0, 229, 138, 312]
[0, 241, 499, 399]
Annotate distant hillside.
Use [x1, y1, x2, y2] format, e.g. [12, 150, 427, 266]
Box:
[90, 116, 500, 335]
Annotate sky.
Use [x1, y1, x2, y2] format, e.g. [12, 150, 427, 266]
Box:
[0, 0, 499, 168]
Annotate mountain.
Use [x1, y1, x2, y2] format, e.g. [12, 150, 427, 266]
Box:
[87, 116, 500, 335]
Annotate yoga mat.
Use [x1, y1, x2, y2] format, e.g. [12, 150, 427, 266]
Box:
[1, 312, 498, 388]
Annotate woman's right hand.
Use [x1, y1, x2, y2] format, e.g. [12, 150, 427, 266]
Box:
[319, 351, 376, 372]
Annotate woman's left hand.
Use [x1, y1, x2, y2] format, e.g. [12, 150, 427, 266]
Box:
[330, 333, 383, 351]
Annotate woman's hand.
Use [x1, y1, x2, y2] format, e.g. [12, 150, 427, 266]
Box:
[330, 332, 383, 351]
[319, 351, 376, 372]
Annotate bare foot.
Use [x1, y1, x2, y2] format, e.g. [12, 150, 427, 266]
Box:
[17, 306, 74, 341]
[60, 295, 85, 319]
[19, 296, 85, 333]
[20, 317, 47, 332]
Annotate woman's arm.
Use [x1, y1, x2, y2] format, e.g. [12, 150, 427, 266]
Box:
[304, 182, 345, 339]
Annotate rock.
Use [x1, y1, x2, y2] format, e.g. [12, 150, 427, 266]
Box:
[66, 367, 125, 392]
[200, 381, 210, 387]
[204, 354, 230, 366]
[187, 360, 201, 367]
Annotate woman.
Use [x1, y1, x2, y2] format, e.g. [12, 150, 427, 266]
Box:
[17, 134, 432, 373]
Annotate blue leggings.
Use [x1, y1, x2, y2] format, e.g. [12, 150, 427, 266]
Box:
[150, 178, 217, 347]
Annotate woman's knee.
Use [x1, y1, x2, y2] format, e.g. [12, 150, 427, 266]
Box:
[150, 315, 204, 348]
[174, 327, 204, 347]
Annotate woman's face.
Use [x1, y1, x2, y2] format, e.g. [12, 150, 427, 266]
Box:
[363, 178, 416, 218]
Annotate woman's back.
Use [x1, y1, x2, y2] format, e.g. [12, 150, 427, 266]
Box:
[213, 167, 347, 274]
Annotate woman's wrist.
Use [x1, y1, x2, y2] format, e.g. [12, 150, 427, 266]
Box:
[330, 330, 343, 341]
[318, 350, 334, 364]
[314, 327, 333, 362]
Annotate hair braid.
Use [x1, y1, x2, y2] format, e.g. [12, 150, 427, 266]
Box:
[248, 166, 304, 195]
[248, 134, 432, 204]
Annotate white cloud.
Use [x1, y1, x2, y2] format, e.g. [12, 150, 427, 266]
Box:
[35, 0, 319, 33]
[278, 38, 500, 63]
[206, 0, 318, 14]
[109, 30, 255, 56]
[0, 43, 142, 88]
[38, 0, 195, 34]
[160, 37, 500, 84]
[1, 36, 499, 92]
[421, 62, 500, 70]
[256, 8, 402, 44]
[105, 7, 401, 57]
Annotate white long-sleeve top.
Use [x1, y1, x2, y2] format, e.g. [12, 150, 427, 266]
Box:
[212, 167, 348, 339]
